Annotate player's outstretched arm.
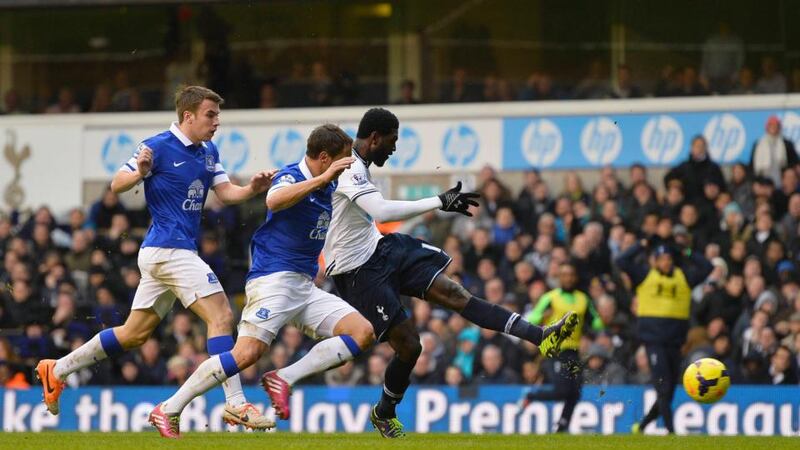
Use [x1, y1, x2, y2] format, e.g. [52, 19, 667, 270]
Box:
[267, 157, 354, 212]
[354, 181, 479, 222]
[355, 191, 443, 222]
[213, 169, 278, 205]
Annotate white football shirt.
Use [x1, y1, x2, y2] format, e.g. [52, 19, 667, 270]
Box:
[323, 150, 384, 276]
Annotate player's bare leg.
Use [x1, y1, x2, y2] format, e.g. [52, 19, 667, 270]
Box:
[39, 309, 161, 415]
[189, 294, 272, 430]
[425, 274, 577, 357]
[263, 312, 374, 419]
[369, 318, 421, 438]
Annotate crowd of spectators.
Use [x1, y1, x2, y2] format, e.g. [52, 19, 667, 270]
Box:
[3, 56, 799, 116]
[2, 118, 800, 391]
[3, 20, 800, 116]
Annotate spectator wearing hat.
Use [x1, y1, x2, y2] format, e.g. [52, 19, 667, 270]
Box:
[749, 116, 798, 187]
[452, 327, 480, 380]
[716, 202, 752, 257]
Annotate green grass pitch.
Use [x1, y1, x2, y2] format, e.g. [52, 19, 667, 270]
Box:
[0, 433, 797, 450]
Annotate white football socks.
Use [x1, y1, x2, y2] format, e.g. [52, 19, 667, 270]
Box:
[221, 372, 246, 407]
[53, 334, 108, 380]
[277, 336, 357, 385]
[164, 355, 228, 414]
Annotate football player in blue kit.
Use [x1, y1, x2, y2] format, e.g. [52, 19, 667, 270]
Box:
[149, 124, 376, 438]
[36, 86, 276, 431]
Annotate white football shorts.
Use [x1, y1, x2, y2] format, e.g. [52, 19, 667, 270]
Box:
[131, 247, 224, 318]
[239, 271, 357, 345]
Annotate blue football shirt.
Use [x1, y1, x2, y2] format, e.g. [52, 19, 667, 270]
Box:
[247, 157, 335, 281]
[120, 123, 229, 251]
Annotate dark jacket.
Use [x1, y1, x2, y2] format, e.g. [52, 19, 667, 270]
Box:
[664, 156, 726, 203]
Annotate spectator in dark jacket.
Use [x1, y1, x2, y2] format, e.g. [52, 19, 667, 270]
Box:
[694, 273, 745, 330]
[135, 337, 167, 385]
[88, 187, 127, 231]
[665, 135, 726, 203]
[769, 345, 799, 385]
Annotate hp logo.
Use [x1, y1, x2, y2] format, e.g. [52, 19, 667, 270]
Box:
[641, 115, 684, 165]
[270, 129, 305, 168]
[213, 129, 249, 174]
[781, 111, 800, 148]
[703, 113, 746, 163]
[442, 124, 479, 167]
[387, 127, 421, 169]
[101, 132, 137, 174]
[521, 119, 562, 167]
[580, 117, 622, 166]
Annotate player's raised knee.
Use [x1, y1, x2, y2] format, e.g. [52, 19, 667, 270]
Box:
[352, 322, 376, 349]
[116, 327, 151, 349]
[397, 336, 422, 361]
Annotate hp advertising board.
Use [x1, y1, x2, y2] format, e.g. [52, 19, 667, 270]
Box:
[504, 109, 800, 170]
[1, 386, 798, 435]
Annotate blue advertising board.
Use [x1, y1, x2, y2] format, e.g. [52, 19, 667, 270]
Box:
[1, 385, 798, 435]
[502, 109, 800, 170]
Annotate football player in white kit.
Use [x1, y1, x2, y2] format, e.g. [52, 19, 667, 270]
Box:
[284, 107, 577, 437]
[35, 86, 276, 430]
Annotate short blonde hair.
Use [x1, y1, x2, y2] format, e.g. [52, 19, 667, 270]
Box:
[175, 85, 224, 124]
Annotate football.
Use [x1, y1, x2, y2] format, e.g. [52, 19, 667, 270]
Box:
[682, 358, 731, 404]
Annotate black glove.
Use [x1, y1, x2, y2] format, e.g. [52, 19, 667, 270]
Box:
[438, 181, 480, 216]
